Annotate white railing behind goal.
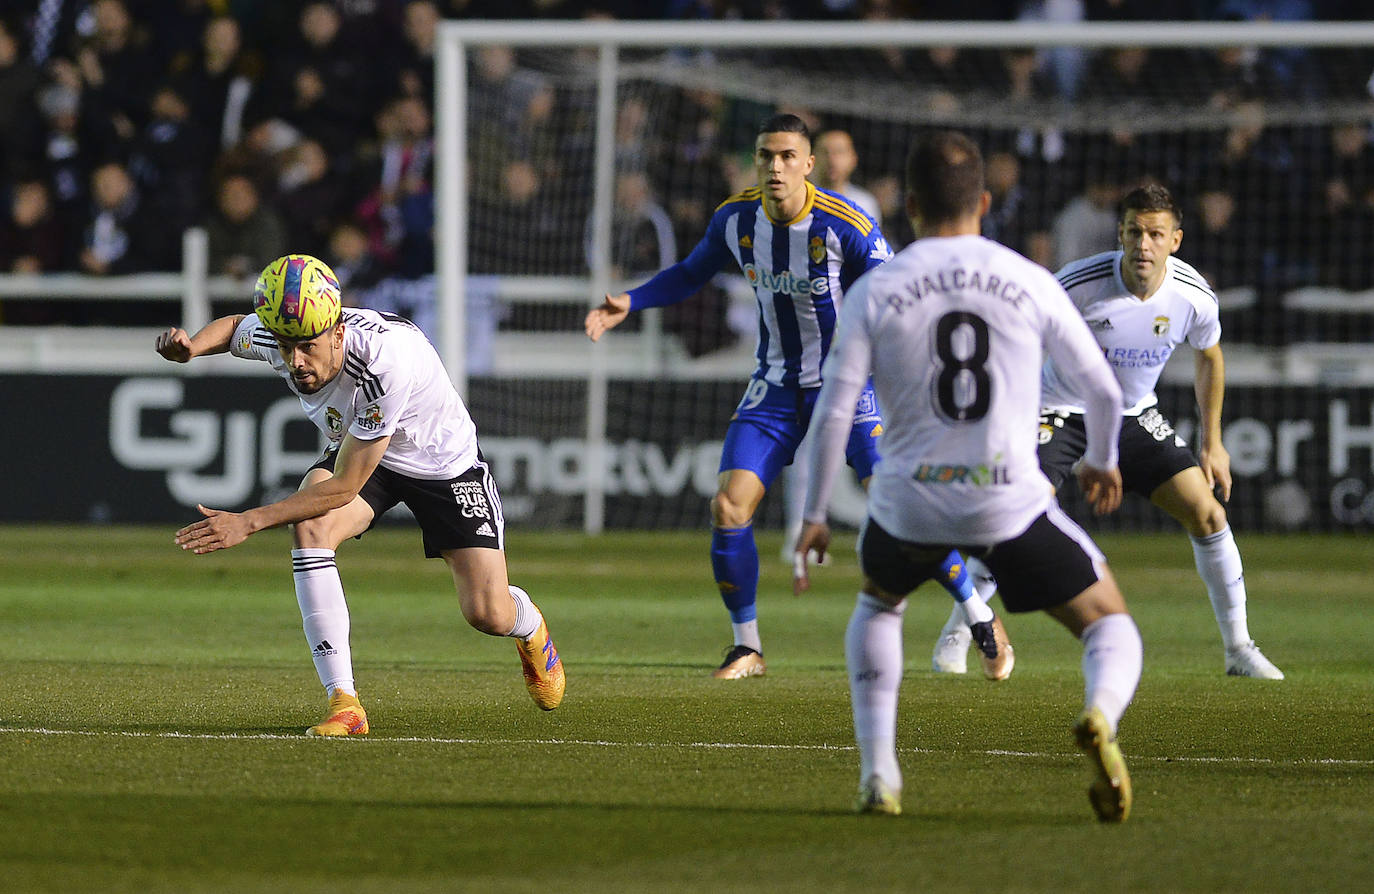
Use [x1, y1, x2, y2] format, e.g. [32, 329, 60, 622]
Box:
[436, 20, 1374, 534]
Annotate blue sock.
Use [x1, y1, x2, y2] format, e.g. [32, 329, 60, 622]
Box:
[938, 550, 975, 603]
[711, 525, 759, 624]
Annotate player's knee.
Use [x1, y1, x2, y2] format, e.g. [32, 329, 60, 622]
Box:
[1187, 498, 1228, 537]
[291, 515, 334, 549]
[710, 491, 753, 528]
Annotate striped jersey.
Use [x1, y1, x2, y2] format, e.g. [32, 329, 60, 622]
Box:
[1042, 250, 1221, 416]
[230, 308, 479, 479]
[628, 181, 892, 388]
[804, 234, 1122, 544]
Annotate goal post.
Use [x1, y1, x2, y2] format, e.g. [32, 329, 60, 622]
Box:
[435, 19, 1374, 534]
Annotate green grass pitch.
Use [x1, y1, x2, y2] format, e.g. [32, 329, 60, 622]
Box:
[1, 524, 1370, 893]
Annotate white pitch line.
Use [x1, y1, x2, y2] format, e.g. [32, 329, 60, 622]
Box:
[1, 726, 1370, 767]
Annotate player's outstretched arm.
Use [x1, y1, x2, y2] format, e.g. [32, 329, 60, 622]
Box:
[584, 293, 631, 342]
[175, 434, 389, 554]
[155, 314, 246, 363]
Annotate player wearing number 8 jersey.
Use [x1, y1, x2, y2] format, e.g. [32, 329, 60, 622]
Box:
[796, 131, 1142, 820]
[586, 114, 1000, 680]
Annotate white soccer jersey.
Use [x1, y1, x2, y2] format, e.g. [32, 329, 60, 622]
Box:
[231, 308, 479, 479]
[1041, 250, 1221, 416]
[804, 234, 1122, 544]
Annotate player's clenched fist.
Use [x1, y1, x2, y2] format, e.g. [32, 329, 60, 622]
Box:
[155, 327, 194, 363]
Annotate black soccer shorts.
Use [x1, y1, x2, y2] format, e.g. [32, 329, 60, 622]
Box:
[858, 506, 1105, 614]
[1038, 406, 1199, 499]
[310, 448, 505, 556]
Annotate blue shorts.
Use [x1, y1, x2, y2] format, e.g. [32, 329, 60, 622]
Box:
[718, 376, 882, 488]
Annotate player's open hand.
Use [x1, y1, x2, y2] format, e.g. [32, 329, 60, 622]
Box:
[155, 327, 194, 363]
[792, 522, 831, 595]
[175, 504, 252, 554]
[1076, 463, 1123, 515]
[584, 293, 631, 342]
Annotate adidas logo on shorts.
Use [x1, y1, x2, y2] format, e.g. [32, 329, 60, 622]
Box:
[475, 522, 495, 537]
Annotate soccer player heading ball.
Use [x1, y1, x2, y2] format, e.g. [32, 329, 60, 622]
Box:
[156, 254, 565, 734]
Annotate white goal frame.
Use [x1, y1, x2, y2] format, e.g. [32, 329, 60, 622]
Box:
[435, 19, 1374, 533]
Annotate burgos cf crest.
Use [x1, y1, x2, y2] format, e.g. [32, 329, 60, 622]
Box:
[325, 407, 344, 436]
[1152, 316, 1170, 337]
[809, 236, 826, 265]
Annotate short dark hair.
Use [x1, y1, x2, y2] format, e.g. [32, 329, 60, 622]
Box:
[1119, 183, 1182, 226]
[905, 130, 984, 224]
[757, 113, 811, 145]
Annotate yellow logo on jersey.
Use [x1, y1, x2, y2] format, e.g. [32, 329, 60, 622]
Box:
[1153, 316, 1170, 337]
[809, 236, 826, 265]
[237, 333, 251, 353]
[738, 235, 752, 249]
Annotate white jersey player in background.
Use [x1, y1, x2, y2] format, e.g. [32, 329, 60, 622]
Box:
[795, 131, 1143, 822]
[931, 184, 1284, 681]
[155, 254, 565, 736]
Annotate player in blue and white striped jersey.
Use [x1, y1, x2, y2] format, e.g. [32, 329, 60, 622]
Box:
[586, 114, 999, 680]
[931, 184, 1284, 681]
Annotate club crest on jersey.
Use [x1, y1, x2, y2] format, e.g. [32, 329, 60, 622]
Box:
[326, 407, 344, 436]
[742, 262, 828, 296]
[237, 332, 252, 352]
[356, 402, 384, 431]
[1153, 315, 1170, 337]
[809, 236, 826, 264]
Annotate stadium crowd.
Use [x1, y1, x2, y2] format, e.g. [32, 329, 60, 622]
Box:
[2, 0, 1373, 344]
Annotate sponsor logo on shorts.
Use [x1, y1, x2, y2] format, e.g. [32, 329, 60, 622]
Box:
[474, 522, 495, 538]
[451, 480, 492, 519]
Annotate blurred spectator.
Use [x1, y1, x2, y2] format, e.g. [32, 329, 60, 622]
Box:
[395, 0, 442, 102]
[204, 173, 287, 278]
[169, 15, 262, 153]
[354, 95, 435, 276]
[127, 84, 209, 237]
[982, 149, 1053, 267]
[586, 170, 676, 280]
[329, 219, 385, 296]
[1051, 168, 1122, 269]
[1, 180, 64, 274]
[77, 160, 166, 275]
[36, 77, 88, 246]
[260, 2, 373, 156]
[277, 139, 350, 259]
[812, 129, 881, 223]
[0, 17, 43, 182]
[73, 0, 159, 152]
[1304, 121, 1374, 290]
[1186, 184, 1253, 291]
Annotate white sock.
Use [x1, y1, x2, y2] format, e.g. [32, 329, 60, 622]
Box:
[1080, 613, 1143, 736]
[1190, 526, 1251, 651]
[732, 619, 762, 653]
[507, 585, 542, 640]
[292, 548, 355, 696]
[846, 592, 906, 791]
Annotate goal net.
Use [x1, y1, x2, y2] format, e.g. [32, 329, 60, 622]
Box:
[437, 21, 1374, 534]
